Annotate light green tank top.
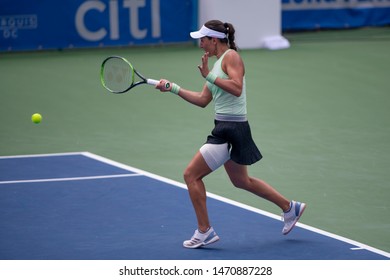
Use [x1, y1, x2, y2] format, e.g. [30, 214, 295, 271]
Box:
[206, 49, 247, 115]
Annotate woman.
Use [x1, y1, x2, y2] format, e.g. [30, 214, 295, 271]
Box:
[156, 20, 306, 249]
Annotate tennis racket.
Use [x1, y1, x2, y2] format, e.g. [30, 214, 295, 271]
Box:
[100, 56, 169, 93]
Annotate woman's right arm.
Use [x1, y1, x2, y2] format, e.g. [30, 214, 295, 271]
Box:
[157, 80, 212, 108]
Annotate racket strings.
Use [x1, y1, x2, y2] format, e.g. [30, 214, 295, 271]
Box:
[102, 58, 134, 93]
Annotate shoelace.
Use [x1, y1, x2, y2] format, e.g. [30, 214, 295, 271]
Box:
[281, 212, 294, 223]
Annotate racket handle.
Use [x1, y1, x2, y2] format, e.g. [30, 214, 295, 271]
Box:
[147, 79, 171, 89]
[147, 79, 159, 86]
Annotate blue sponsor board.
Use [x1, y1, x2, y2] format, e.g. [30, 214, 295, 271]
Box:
[0, 0, 195, 51]
[282, 0, 390, 31]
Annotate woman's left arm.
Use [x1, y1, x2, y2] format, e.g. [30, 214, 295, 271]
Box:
[214, 51, 245, 97]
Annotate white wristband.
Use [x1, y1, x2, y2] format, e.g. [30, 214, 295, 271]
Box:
[206, 72, 217, 84]
[170, 83, 180, 95]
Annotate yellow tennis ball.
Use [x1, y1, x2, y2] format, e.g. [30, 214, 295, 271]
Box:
[31, 113, 42, 124]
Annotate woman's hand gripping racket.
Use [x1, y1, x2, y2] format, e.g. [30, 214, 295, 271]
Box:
[100, 56, 170, 93]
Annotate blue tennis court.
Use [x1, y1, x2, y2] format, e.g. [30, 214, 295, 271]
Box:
[0, 152, 389, 260]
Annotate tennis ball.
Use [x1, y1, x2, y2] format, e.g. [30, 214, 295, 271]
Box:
[31, 113, 42, 124]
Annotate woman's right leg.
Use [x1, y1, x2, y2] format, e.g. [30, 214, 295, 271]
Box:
[224, 160, 306, 235]
[224, 160, 291, 211]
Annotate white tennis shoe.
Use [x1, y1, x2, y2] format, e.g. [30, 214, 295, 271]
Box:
[183, 227, 220, 249]
[282, 200, 306, 235]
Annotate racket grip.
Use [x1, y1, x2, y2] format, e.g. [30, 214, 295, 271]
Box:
[147, 79, 171, 89]
[147, 79, 159, 86]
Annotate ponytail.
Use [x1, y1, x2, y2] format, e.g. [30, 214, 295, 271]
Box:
[223, 22, 237, 51]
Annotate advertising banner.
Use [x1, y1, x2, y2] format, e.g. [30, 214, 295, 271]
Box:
[0, 0, 195, 51]
[282, 0, 390, 31]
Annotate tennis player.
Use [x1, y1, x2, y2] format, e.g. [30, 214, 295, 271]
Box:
[156, 20, 306, 249]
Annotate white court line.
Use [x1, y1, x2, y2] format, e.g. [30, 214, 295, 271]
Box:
[0, 173, 142, 185]
[1, 151, 390, 258]
[82, 151, 390, 259]
[0, 152, 84, 159]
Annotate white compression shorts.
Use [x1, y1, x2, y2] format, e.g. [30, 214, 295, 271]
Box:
[199, 143, 230, 171]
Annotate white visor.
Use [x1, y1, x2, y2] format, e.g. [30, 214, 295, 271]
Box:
[190, 25, 226, 39]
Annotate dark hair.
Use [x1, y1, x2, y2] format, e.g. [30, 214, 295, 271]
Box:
[204, 20, 237, 51]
